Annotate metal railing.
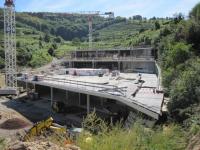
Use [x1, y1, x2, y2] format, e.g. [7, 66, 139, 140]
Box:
[67, 56, 155, 61]
[41, 76, 127, 97]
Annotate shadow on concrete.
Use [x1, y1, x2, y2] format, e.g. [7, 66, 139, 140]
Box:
[2, 96, 85, 127]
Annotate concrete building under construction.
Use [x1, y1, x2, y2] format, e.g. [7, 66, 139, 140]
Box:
[65, 47, 156, 73]
[17, 47, 164, 125]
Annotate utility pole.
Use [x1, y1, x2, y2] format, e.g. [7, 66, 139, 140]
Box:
[4, 0, 17, 88]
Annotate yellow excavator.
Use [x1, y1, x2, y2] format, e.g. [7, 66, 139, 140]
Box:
[23, 117, 68, 142]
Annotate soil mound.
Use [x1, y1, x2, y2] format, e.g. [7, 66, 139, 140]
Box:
[0, 118, 30, 130]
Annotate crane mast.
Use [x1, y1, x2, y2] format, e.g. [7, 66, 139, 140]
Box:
[44, 11, 114, 50]
[4, 0, 17, 88]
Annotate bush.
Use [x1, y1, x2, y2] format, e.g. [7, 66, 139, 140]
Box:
[54, 36, 62, 43]
[48, 47, 55, 57]
[78, 113, 186, 150]
[164, 42, 191, 68]
[44, 33, 50, 43]
[0, 138, 6, 150]
[155, 21, 160, 30]
[185, 21, 200, 51]
[190, 2, 200, 21]
[17, 48, 32, 66]
[168, 59, 200, 121]
[29, 50, 52, 67]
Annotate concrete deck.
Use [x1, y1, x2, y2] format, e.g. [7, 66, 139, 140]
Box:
[0, 87, 17, 95]
[17, 73, 164, 119]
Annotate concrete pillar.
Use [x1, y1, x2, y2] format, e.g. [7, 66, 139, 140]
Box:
[51, 87, 53, 107]
[79, 93, 81, 106]
[92, 61, 95, 69]
[69, 61, 72, 68]
[87, 94, 90, 114]
[33, 83, 36, 92]
[118, 61, 121, 71]
[66, 91, 68, 105]
[26, 82, 28, 92]
[96, 50, 98, 59]
[100, 97, 104, 106]
[75, 51, 77, 60]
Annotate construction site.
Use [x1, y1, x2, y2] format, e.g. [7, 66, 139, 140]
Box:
[0, 0, 165, 149]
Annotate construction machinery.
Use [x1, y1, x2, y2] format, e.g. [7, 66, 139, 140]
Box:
[44, 11, 114, 49]
[23, 117, 67, 142]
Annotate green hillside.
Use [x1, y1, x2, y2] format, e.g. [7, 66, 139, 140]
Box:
[92, 20, 154, 48]
[1, 9, 151, 68]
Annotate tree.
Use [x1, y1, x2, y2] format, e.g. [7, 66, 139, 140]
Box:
[185, 21, 200, 51]
[155, 21, 160, 30]
[52, 43, 58, 49]
[39, 41, 43, 49]
[72, 37, 80, 45]
[54, 36, 62, 43]
[168, 59, 200, 121]
[17, 48, 32, 66]
[50, 28, 56, 35]
[132, 15, 142, 21]
[164, 42, 191, 68]
[44, 33, 50, 43]
[173, 13, 184, 24]
[16, 41, 21, 48]
[48, 47, 55, 56]
[0, 57, 4, 69]
[190, 2, 200, 21]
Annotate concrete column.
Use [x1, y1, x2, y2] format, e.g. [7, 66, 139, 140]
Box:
[92, 61, 95, 69]
[51, 87, 53, 107]
[87, 95, 90, 114]
[66, 91, 68, 105]
[75, 51, 77, 60]
[96, 50, 98, 59]
[100, 97, 104, 106]
[33, 84, 36, 92]
[69, 61, 72, 68]
[118, 61, 121, 71]
[26, 82, 28, 92]
[79, 93, 81, 106]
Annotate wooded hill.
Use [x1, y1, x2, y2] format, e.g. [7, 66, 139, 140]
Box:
[0, 9, 156, 68]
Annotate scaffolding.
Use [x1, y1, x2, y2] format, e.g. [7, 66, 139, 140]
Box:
[4, 0, 17, 88]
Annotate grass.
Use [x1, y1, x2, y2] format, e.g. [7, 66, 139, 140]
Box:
[92, 20, 154, 48]
[77, 124, 187, 150]
[77, 112, 187, 150]
[0, 138, 6, 150]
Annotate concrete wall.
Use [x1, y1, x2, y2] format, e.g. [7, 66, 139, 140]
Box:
[71, 48, 153, 59]
[122, 61, 156, 73]
[71, 61, 156, 73]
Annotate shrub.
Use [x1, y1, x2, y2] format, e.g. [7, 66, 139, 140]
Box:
[168, 59, 200, 121]
[29, 50, 52, 67]
[164, 42, 191, 68]
[155, 21, 160, 30]
[190, 2, 200, 21]
[78, 113, 186, 150]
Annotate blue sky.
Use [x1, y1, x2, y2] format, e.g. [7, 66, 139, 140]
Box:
[1, 0, 199, 18]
